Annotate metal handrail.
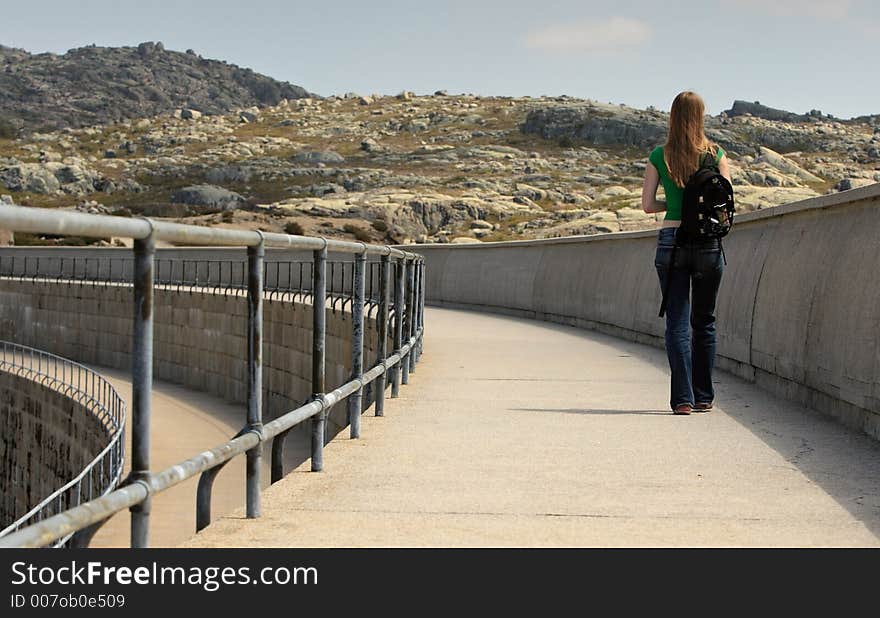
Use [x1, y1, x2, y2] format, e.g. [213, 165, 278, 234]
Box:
[0, 341, 126, 546]
[0, 205, 425, 548]
[0, 255, 389, 321]
[0, 205, 419, 258]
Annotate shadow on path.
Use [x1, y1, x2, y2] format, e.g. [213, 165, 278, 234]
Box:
[486, 309, 880, 541]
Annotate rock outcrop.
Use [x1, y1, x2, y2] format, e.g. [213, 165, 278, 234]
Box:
[521, 102, 667, 148]
[171, 185, 246, 211]
[0, 43, 312, 133]
[724, 100, 828, 123]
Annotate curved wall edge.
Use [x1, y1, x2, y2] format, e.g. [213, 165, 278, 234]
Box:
[411, 186, 880, 440]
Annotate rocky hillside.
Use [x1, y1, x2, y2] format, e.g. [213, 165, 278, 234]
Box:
[0, 42, 311, 134]
[1, 91, 878, 247]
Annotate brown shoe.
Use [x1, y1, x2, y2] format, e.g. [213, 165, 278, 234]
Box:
[674, 404, 693, 415]
[693, 402, 714, 412]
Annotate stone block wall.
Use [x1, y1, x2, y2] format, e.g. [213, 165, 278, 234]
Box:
[0, 281, 392, 467]
[0, 371, 109, 527]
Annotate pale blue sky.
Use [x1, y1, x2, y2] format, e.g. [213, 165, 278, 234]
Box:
[2, 0, 879, 118]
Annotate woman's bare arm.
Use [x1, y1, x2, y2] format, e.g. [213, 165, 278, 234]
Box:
[718, 153, 732, 183]
[641, 161, 667, 214]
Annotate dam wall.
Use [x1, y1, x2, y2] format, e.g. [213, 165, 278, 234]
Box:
[409, 184, 880, 439]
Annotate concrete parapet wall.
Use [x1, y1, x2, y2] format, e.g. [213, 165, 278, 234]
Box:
[0, 371, 107, 526]
[0, 281, 387, 465]
[411, 184, 880, 439]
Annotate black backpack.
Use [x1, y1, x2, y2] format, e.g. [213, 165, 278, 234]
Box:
[676, 151, 735, 244]
[658, 151, 735, 318]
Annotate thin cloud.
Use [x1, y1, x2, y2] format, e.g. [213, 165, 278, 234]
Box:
[524, 17, 651, 53]
[724, 0, 851, 19]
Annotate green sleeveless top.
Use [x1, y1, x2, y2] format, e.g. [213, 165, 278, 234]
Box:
[649, 145, 725, 221]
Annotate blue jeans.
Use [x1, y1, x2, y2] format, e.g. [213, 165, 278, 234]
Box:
[654, 227, 724, 410]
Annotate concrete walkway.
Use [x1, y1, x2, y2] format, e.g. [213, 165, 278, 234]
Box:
[88, 368, 253, 548]
[182, 307, 880, 547]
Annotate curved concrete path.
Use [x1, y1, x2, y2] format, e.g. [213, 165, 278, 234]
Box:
[88, 368, 257, 548]
[181, 307, 880, 547]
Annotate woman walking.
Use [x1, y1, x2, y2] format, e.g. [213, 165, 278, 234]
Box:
[641, 91, 732, 415]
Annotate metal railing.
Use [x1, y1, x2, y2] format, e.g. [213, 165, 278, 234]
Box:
[0, 205, 425, 548]
[0, 341, 125, 547]
[0, 254, 400, 319]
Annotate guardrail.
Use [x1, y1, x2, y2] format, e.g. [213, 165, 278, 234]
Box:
[0, 340, 125, 547]
[0, 205, 425, 548]
[0, 254, 399, 319]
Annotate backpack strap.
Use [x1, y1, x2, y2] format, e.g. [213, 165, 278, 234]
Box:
[658, 245, 678, 318]
[699, 150, 716, 170]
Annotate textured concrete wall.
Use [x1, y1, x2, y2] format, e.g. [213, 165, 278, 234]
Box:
[411, 184, 880, 439]
[0, 371, 107, 526]
[0, 281, 388, 465]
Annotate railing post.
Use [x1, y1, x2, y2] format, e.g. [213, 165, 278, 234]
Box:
[311, 245, 327, 471]
[401, 258, 411, 386]
[375, 253, 390, 416]
[414, 259, 422, 364]
[421, 260, 427, 356]
[245, 241, 264, 518]
[348, 251, 366, 438]
[407, 257, 417, 374]
[270, 427, 287, 484]
[391, 256, 405, 398]
[130, 232, 154, 548]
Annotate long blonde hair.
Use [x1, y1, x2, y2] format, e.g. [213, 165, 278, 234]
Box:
[664, 91, 717, 188]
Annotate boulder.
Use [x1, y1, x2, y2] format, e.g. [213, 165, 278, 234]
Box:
[137, 41, 165, 58]
[537, 219, 618, 238]
[834, 178, 874, 192]
[170, 185, 246, 210]
[53, 164, 87, 184]
[756, 147, 823, 183]
[763, 171, 784, 187]
[615, 207, 655, 231]
[0, 164, 61, 194]
[600, 186, 632, 199]
[515, 183, 547, 202]
[470, 219, 494, 230]
[38, 150, 62, 162]
[294, 150, 345, 165]
[585, 210, 620, 232]
[181, 108, 203, 120]
[361, 138, 382, 153]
